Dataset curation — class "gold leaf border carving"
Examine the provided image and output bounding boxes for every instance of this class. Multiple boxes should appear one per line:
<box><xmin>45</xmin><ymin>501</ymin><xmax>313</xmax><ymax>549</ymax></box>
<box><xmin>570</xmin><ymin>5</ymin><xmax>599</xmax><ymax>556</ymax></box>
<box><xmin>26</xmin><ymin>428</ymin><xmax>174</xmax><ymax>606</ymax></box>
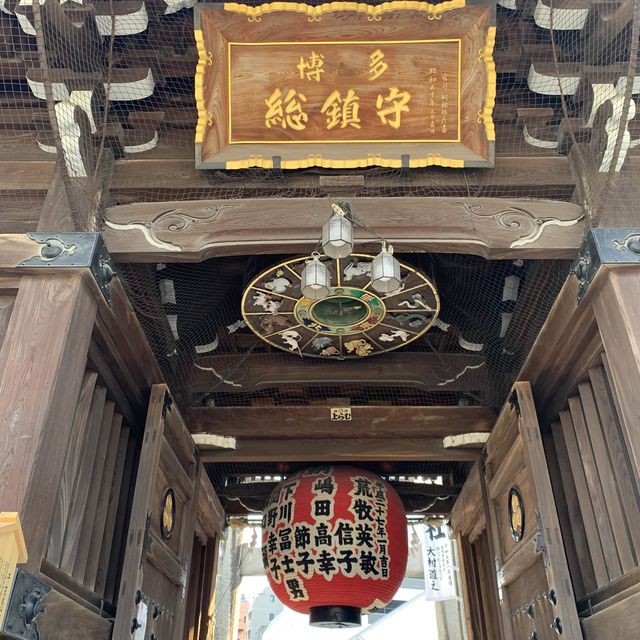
<box><xmin>478</xmin><ymin>26</ymin><xmax>496</xmax><ymax>141</ymax></box>
<box><xmin>225</xmin><ymin>153</ymin><xmax>464</xmax><ymax>170</ymax></box>
<box><xmin>195</xmin><ymin>29</ymin><xmax>209</xmax><ymax>144</ymax></box>
<box><xmin>223</xmin><ymin>0</ymin><xmax>466</xmax><ymax>22</ymax></box>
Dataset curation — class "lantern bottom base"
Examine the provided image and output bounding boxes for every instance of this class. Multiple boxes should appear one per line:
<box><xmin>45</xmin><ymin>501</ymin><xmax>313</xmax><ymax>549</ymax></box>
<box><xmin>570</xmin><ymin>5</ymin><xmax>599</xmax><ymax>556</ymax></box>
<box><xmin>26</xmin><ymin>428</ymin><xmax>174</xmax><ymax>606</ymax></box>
<box><xmin>309</xmin><ymin>606</ymin><xmax>361</xmax><ymax>628</ymax></box>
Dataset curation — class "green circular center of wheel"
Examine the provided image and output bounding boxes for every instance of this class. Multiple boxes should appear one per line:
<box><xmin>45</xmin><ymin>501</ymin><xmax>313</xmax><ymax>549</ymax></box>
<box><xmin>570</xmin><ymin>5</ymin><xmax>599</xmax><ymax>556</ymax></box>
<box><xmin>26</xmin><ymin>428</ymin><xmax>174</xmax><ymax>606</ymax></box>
<box><xmin>310</xmin><ymin>296</ymin><xmax>370</xmax><ymax>326</ymax></box>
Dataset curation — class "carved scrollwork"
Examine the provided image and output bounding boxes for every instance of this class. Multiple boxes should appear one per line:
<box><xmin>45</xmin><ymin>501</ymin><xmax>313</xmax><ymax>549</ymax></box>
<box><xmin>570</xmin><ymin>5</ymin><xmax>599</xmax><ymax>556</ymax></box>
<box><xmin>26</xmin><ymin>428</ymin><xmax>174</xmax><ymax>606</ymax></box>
<box><xmin>454</xmin><ymin>201</ymin><xmax>584</xmax><ymax>249</ymax></box>
<box><xmin>104</xmin><ymin>204</ymin><xmax>235</xmax><ymax>252</ymax></box>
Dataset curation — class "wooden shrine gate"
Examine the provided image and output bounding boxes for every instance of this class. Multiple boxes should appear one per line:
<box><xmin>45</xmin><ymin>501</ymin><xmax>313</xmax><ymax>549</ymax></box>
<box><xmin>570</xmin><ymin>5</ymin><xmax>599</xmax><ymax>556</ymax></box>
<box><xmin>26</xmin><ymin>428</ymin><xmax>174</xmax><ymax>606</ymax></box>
<box><xmin>453</xmin><ymin>229</ymin><xmax>640</xmax><ymax>640</ymax></box>
<box><xmin>0</xmin><ymin>234</ymin><xmax>224</xmax><ymax>640</ymax></box>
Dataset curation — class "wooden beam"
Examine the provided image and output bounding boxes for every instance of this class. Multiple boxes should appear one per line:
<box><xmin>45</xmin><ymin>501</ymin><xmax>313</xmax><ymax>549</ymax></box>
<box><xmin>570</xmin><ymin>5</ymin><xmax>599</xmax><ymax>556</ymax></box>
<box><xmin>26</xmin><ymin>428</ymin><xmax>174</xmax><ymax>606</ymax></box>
<box><xmin>187</xmin><ymin>405</ymin><xmax>496</xmax><ymax>439</ymax></box>
<box><xmin>189</xmin><ymin>353</ymin><xmax>489</xmax><ymax>394</ymax></box>
<box><xmin>199</xmin><ymin>436</ymin><xmax>481</xmax><ymax>462</ymax></box>
<box><xmin>103</xmin><ymin>196</ymin><xmax>585</xmax><ymax>261</ymax></box>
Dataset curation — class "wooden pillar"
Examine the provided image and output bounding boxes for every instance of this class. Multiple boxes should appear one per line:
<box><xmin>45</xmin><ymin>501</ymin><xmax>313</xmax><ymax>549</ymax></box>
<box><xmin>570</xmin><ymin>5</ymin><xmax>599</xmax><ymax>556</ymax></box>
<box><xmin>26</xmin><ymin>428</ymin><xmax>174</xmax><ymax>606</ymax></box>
<box><xmin>592</xmin><ymin>268</ymin><xmax>640</xmax><ymax>492</ymax></box>
<box><xmin>0</xmin><ymin>273</ymin><xmax>97</xmax><ymax>570</ymax></box>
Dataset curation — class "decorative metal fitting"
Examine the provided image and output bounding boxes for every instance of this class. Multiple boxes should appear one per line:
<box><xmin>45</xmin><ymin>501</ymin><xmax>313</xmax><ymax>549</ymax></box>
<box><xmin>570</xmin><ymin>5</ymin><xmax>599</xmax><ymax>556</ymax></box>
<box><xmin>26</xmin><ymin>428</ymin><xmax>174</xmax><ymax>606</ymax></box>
<box><xmin>1</xmin><ymin>569</ymin><xmax>51</xmax><ymax>640</ymax></box>
<box><xmin>572</xmin><ymin>228</ymin><xmax>640</xmax><ymax>303</ymax></box>
<box><xmin>546</xmin><ymin>589</ymin><xmax>557</xmax><ymax>606</ymax></box>
<box><xmin>18</xmin><ymin>233</ymin><xmax>117</xmax><ymax>305</ymax></box>
<box><xmin>551</xmin><ymin>617</ymin><xmax>563</xmax><ymax>634</ymax></box>
<box><xmin>534</xmin><ymin>512</ymin><xmax>549</xmax><ymax>568</ymax></box>
<box><xmin>525</xmin><ymin>602</ymin><xmax>535</xmax><ymax>619</ymax></box>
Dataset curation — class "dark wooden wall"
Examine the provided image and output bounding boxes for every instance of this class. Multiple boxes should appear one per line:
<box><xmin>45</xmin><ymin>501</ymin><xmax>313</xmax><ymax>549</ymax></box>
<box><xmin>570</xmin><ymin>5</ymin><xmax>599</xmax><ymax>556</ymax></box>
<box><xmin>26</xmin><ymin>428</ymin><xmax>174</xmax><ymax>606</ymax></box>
<box><xmin>452</xmin><ymin>263</ymin><xmax>640</xmax><ymax>640</ymax></box>
<box><xmin>0</xmin><ymin>251</ymin><xmax>224</xmax><ymax>639</ymax></box>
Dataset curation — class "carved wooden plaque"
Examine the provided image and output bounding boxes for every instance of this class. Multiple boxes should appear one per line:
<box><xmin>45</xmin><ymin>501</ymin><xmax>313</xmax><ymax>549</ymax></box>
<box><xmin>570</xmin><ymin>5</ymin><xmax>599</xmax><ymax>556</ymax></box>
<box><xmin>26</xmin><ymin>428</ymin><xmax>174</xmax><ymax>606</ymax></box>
<box><xmin>195</xmin><ymin>1</ymin><xmax>496</xmax><ymax>170</ymax></box>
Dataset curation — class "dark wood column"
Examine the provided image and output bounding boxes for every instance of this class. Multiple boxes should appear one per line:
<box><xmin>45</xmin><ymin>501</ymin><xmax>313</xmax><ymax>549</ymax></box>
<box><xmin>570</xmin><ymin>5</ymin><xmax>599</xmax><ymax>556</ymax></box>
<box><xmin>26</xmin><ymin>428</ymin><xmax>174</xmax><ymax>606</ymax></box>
<box><xmin>592</xmin><ymin>268</ymin><xmax>640</xmax><ymax>493</ymax></box>
<box><xmin>0</xmin><ymin>273</ymin><xmax>97</xmax><ymax>569</ymax></box>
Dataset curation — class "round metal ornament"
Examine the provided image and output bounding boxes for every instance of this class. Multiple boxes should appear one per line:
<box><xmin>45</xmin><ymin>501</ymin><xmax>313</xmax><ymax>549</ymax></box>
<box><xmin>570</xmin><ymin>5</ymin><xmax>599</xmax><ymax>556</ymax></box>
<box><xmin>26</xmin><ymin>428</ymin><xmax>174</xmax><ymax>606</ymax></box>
<box><xmin>161</xmin><ymin>488</ymin><xmax>176</xmax><ymax>541</ymax></box>
<box><xmin>241</xmin><ymin>254</ymin><xmax>440</xmax><ymax>359</ymax></box>
<box><xmin>508</xmin><ymin>486</ymin><xmax>525</xmax><ymax>542</ymax></box>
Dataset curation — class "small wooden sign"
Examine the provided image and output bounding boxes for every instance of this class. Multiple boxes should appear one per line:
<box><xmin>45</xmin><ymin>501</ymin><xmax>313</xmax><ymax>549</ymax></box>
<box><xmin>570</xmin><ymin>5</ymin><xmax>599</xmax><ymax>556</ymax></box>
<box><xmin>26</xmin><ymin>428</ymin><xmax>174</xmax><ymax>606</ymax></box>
<box><xmin>330</xmin><ymin>408</ymin><xmax>352</xmax><ymax>421</ymax></box>
<box><xmin>195</xmin><ymin>1</ymin><xmax>496</xmax><ymax>170</ymax></box>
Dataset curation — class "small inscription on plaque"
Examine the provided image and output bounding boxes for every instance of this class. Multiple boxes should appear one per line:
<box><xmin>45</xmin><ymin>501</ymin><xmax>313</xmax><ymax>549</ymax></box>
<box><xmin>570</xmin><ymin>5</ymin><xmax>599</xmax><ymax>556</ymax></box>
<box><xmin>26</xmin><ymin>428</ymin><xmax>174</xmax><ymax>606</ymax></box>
<box><xmin>331</xmin><ymin>408</ymin><xmax>352</xmax><ymax>421</ymax></box>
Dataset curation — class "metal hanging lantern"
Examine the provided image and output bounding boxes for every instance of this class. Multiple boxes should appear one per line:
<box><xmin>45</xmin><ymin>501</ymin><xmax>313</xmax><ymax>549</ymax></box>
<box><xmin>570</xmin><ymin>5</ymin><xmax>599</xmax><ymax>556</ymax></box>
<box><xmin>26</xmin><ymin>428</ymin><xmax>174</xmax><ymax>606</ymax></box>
<box><xmin>262</xmin><ymin>465</ymin><xmax>408</xmax><ymax>628</ymax></box>
<box><xmin>322</xmin><ymin>204</ymin><xmax>354</xmax><ymax>259</ymax></box>
<box><xmin>301</xmin><ymin>252</ymin><xmax>331</xmax><ymax>300</ymax></box>
<box><xmin>371</xmin><ymin>243</ymin><xmax>402</xmax><ymax>294</ymax></box>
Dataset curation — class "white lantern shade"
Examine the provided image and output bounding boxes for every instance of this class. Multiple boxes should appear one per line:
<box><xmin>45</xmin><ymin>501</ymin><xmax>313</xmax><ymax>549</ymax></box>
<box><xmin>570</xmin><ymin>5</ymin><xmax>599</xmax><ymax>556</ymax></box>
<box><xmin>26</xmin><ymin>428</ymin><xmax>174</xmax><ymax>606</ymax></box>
<box><xmin>322</xmin><ymin>213</ymin><xmax>353</xmax><ymax>259</ymax></box>
<box><xmin>371</xmin><ymin>247</ymin><xmax>401</xmax><ymax>293</ymax></box>
<box><xmin>301</xmin><ymin>255</ymin><xmax>331</xmax><ymax>300</ymax></box>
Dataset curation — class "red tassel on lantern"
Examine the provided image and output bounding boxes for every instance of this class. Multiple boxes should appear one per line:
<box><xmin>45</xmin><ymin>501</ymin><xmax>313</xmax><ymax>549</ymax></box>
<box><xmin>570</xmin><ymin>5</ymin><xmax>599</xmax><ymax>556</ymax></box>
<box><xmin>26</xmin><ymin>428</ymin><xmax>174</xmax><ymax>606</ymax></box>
<box><xmin>261</xmin><ymin>465</ymin><xmax>408</xmax><ymax>627</ymax></box>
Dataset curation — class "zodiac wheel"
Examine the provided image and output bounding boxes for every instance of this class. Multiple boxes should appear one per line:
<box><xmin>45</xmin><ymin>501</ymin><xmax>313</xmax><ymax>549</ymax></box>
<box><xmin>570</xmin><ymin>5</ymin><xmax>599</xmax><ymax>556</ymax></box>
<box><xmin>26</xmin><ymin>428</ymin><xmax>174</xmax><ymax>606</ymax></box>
<box><xmin>241</xmin><ymin>254</ymin><xmax>440</xmax><ymax>359</ymax></box>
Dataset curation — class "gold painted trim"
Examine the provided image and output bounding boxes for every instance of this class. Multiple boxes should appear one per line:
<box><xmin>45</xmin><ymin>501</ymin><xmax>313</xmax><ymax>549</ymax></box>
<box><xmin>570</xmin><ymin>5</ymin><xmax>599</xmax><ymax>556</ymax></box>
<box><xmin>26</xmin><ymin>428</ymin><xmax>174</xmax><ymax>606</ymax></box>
<box><xmin>195</xmin><ymin>29</ymin><xmax>209</xmax><ymax>144</ymax></box>
<box><xmin>227</xmin><ymin>39</ymin><xmax>462</xmax><ymax>145</ymax></box>
<box><xmin>226</xmin><ymin>153</ymin><xmax>464</xmax><ymax>170</ymax></box>
<box><xmin>223</xmin><ymin>0</ymin><xmax>466</xmax><ymax>22</ymax></box>
<box><xmin>478</xmin><ymin>25</ymin><xmax>496</xmax><ymax>142</ymax></box>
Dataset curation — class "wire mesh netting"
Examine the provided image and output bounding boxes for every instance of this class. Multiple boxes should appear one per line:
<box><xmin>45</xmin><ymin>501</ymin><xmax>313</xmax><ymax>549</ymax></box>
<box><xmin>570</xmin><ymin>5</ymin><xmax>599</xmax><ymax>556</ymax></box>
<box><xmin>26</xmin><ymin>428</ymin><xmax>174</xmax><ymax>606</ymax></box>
<box><xmin>118</xmin><ymin>254</ymin><xmax>570</xmax><ymax>412</ymax></box>
<box><xmin>0</xmin><ymin>0</ymin><xmax>638</xmax><ymax>225</ymax></box>
<box><xmin>1</xmin><ymin>0</ymin><xmax>638</xmax><ymax>418</ymax></box>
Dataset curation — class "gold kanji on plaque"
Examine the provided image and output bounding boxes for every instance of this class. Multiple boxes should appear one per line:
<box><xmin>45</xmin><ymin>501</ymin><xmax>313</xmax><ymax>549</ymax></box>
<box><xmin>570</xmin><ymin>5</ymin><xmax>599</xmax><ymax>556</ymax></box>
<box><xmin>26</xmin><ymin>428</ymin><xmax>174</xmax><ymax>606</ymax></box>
<box><xmin>376</xmin><ymin>87</ymin><xmax>412</xmax><ymax>129</ymax></box>
<box><xmin>297</xmin><ymin>51</ymin><xmax>325</xmax><ymax>82</ymax></box>
<box><xmin>264</xmin><ymin>88</ymin><xmax>309</xmax><ymax>130</ymax></box>
<box><xmin>369</xmin><ymin>49</ymin><xmax>388</xmax><ymax>81</ymax></box>
<box><xmin>320</xmin><ymin>89</ymin><xmax>361</xmax><ymax>130</ymax></box>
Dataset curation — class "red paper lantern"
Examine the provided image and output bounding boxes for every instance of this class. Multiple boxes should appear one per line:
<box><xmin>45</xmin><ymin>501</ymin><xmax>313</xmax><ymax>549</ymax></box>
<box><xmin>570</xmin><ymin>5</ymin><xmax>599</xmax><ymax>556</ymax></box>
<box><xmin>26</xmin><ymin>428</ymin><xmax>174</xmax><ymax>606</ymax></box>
<box><xmin>262</xmin><ymin>465</ymin><xmax>408</xmax><ymax>627</ymax></box>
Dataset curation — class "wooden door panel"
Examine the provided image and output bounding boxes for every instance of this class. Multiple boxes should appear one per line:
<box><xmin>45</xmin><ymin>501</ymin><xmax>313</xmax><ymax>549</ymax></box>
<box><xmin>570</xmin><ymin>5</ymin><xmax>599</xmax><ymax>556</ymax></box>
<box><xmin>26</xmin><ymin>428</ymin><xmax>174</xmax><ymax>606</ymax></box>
<box><xmin>113</xmin><ymin>384</ymin><xmax>199</xmax><ymax>640</ymax></box>
<box><xmin>515</xmin><ymin>382</ymin><xmax>582</xmax><ymax>639</ymax></box>
<box><xmin>483</xmin><ymin>382</ymin><xmax>582</xmax><ymax>640</ymax></box>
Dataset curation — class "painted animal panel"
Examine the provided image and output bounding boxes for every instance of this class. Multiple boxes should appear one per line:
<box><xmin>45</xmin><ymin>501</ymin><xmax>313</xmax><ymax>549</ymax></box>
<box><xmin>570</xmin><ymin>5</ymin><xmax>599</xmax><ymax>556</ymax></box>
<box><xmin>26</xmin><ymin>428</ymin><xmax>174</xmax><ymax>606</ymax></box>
<box><xmin>281</xmin><ymin>330</ymin><xmax>302</xmax><ymax>353</ymax></box>
<box><xmin>395</xmin><ymin>313</ymin><xmax>428</xmax><ymax>328</ymax></box>
<box><xmin>343</xmin><ymin>260</ymin><xmax>372</xmax><ymax>282</ymax></box>
<box><xmin>312</xmin><ymin>336</ymin><xmax>334</xmax><ymax>351</ymax></box>
<box><xmin>379</xmin><ymin>329</ymin><xmax>410</xmax><ymax>343</ymax></box>
<box><xmin>263</xmin><ymin>275</ymin><xmax>292</xmax><ymax>293</ymax></box>
<box><xmin>260</xmin><ymin>314</ymin><xmax>291</xmax><ymax>333</ymax></box>
<box><xmin>344</xmin><ymin>339</ymin><xmax>373</xmax><ymax>356</ymax></box>
<box><xmin>252</xmin><ymin>291</ymin><xmax>282</xmax><ymax>314</ymax></box>
<box><xmin>397</xmin><ymin>293</ymin><xmax>435</xmax><ymax>311</ymax></box>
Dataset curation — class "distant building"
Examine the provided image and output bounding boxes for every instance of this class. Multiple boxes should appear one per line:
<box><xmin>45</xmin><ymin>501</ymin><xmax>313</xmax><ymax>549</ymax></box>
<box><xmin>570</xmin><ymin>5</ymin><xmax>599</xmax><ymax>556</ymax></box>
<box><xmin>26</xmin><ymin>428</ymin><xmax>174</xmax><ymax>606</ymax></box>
<box><xmin>237</xmin><ymin>598</ymin><xmax>251</xmax><ymax>640</ymax></box>
<box><xmin>248</xmin><ymin>587</ymin><xmax>283</xmax><ymax>640</ymax></box>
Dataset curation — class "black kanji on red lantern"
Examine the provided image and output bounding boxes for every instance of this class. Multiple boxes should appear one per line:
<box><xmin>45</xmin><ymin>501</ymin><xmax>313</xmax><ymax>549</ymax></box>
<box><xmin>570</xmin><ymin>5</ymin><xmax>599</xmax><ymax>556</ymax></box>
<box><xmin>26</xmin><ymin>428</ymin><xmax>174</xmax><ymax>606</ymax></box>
<box><xmin>296</xmin><ymin>551</ymin><xmax>316</xmax><ymax>576</ymax></box>
<box><xmin>313</xmin><ymin>477</ymin><xmax>335</xmax><ymax>495</ymax></box>
<box><xmin>335</xmin><ymin>521</ymin><xmax>354</xmax><ymax>545</ymax></box>
<box><xmin>337</xmin><ymin>549</ymin><xmax>359</xmax><ymax>574</ymax></box>
<box><xmin>352</xmin><ymin>498</ymin><xmax>374</xmax><ymax>521</ymax></box>
<box><xmin>314</xmin><ymin>522</ymin><xmax>332</xmax><ymax>546</ymax></box>
<box><xmin>314</xmin><ymin>499</ymin><xmax>332</xmax><ymax>517</ymax></box>
<box><xmin>355</xmin><ymin>523</ymin><xmax>374</xmax><ymax>548</ymax></box>
<box><xmin>279</xmin><ymin>527</ymin><xmax>293</xmax><ymax>551</ymax></box>
<box><xmin>294</xmin><ymin>524</ymin><xmax>311</xmax><ymax>549</ymax></box>
<box><xmin>317</xmin><ymin>550</ymin><xmax>338</xmax><ymax>577</ymax></box>
<box><xmin>262</xmin><ymin>466</ymin><xmax>408</xmax><ymax>617</ymax></box>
